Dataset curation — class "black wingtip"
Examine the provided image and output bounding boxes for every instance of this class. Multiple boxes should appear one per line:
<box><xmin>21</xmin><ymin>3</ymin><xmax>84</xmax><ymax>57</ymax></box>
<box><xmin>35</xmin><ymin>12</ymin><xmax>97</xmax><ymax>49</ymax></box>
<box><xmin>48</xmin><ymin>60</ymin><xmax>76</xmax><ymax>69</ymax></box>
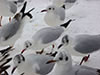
<box><xmin>0</xmin><ymin>46</ymin><xmax>12</xmax><ymax>55</ymax></box>
<box><xmin>22</xmin><ymin>8</ymin><xmax>35</xmax><ymax>19</ymax></box>
<box><xmin>58</xmin><ymin>44</ymin><xmax>64</xmax><ymax>49</ymax></box>
<box><xmin>20</xmin><ymin>73</ymin><xmax>25</xmax><ymax>75</ymax></box>
<box><xmin>62</xmin><ymin>5</ymin><xmax>66</xmax><ymax>9</ymax></box>
<box><xmin>60</xmin><ymin>19</ymin><xmax>74</xmax><ymax>28</ymax></box>
<box><xmin>19</xmin><ymin>1</ymin><xmax>35</xmax><ymax>19</ymax></box>
<box><xmin>0</xmin><ymin>65</ymin><xmax>10</xmax><ymax>73</ymax></box>
<box><xmin>20</xmin><ymin>1</ymin><xmax>27</xmax><ymax>13</ymax></box>
<box><xmin>0</xmin><ymin>54</ymin><xmax>10</xmax><ymax>62</ymax></box>
<box><xmin>51</xmin><ymin>51</ymin><xmax>58</xmax><ymax>57</ymax></box>
<box><xmin>97</xmin><ymin>69</ymin><xmax>100</xmax><ymax>74</ymax></box>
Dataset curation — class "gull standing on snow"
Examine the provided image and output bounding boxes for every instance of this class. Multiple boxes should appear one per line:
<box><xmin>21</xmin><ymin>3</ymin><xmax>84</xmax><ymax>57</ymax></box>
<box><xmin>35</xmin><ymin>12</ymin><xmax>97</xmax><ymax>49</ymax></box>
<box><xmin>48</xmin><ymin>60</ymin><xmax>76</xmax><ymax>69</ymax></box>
<box><xmin>58</xmin><ymin>34</ymin><xmax>100</xmax><ymax>65</ymax></box>
<box><xmin>11</xmin><ymin>53</ymin><xmax>54</xmax><ymax>75</ymax></box>
<box><xmin>46</xmin><ymin>50</ymin><xmax>100</xmax><ymax>75</ymax></box>
<box><xmin>21</xmin><ymin>19</ymin><xmax>73</xmax><ymax>54</ymax></box>
<box><xmin>0</xmin><ymin>2</ymin><xmax>34</xmax><ymax>48</ymax></box>
<box><xmin>41</xmin><ymin>5</ymin><xmax>65</xmax><ymax>26</ymax></box>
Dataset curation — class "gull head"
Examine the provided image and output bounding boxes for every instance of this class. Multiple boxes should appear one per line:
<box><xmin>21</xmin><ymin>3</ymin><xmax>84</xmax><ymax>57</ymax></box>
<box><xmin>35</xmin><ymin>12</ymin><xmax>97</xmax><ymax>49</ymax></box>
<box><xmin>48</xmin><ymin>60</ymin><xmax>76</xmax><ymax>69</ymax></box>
<box><xmin>46</xmin><ymin>51</ymin><xmax>72</xmax><ymax>65</ymax></box>
<box><xmin>11</xmin><ymin>54</ymin><xmax>25</xmax><ymax>74</ymax></box>
<box><xmin>58</xmin><ymin>35</ymin><xmax>70</xmax><ymax>49</ymax></box>
<box><xmin>41</xmin><ymin>5</ymin><xmax>57</xmax><ymax>13</ymax></box>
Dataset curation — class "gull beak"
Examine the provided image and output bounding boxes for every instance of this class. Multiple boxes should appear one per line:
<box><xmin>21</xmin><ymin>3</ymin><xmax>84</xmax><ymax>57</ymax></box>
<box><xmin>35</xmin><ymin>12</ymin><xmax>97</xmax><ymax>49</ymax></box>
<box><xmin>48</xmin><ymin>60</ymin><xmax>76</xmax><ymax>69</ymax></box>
<box><xmin>11</xmin><ymin>66</ymin><xmax>17</xmax><ymax>74</ymax></box>
<box><xmin>46</xmin><ymin>60</ymin><xmax>57</xmax><ymax>64</ymax></box>
<box><xmin>20</xmin><ymin>48</ymin><xmax>27</xmax><ymax>54</ymax></box>
<box><xmin>41</xmin><ymin>9</ymin><xmax>47</xmax><ymax>12</ymax></box>
<box><xmin>58</xmin><ymin>44</ymin><xmax>64</xmax><ymax>49</ymax></box>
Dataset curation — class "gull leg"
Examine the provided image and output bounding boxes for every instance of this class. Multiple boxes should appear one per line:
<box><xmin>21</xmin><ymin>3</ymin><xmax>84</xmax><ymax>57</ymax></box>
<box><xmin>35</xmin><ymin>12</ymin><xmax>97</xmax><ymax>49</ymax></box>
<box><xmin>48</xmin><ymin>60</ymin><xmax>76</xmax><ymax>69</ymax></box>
<box><xmin>80</xmin><ymin>54</ymin><xmax>90</xmax><ymax>65</ymax></box>
<box><xmin>46</xmin><ymin>44</ymin><xmax>55</xmax><ymax>55</ymax></box>
<box><xmin>9</xmin><ymin>17</ymin><xmax>11</xmax><ymax>22</ymax></box>
<box><xmin>36</xmin><ymin>49</ymin><xmax>44</xmax><ymax>54</ymax></box>
<box><xmin>0</xmin><ymin>16</ymin><xmax>3</xmax><ymax>26</ymax></box>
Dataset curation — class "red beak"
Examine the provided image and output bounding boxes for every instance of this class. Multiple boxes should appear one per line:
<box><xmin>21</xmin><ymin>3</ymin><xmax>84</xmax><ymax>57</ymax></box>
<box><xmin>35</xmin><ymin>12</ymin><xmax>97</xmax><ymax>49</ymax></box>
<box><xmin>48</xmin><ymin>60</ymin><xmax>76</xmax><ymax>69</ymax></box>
<box><xmin>46</xmin><ymin>60</ymin><xmax>57</xmax><ymax>64</ymax></box>
<box><xmin>41</xmin><ymin>10</ymin><xmax>47</xmax><ymax>12</ymax></box>
<box><xmin>21</xmin><ymin>48</ymin><xmax>26</xmax><ymax>54</ymax></box>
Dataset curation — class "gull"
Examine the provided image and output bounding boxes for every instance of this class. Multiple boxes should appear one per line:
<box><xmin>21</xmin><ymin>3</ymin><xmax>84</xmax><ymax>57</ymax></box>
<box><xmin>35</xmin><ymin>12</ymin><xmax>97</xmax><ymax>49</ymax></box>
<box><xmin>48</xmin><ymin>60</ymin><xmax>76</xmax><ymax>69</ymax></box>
<box><xmin>0</xmin><ymin>0</ymin><xmax>17</xmax><ymax>26</ymax></box>
<box><xmin>0</xmin><ymin>0</ymin><xmax>25</xmax><ymax>26</ymax></box>
<box><xmin>46</xmin><ymin>50</ymin><xmax>100</xmax><ymax>75</ymax></box>
<box><xmin>11</xmin><ymin>53</ymin><xmax>54</xmax><ymax>75</ymax></box>
<box><xmin>58</xmin><ymin>34</ymin><xmax>100</xmax><ymax>65</ymax></box>
<box><xmin>21</xmin><ymin>19</ymin><xmax>73</xmax><ymax>54</ymax></box>
<box><xmin>0</xmin><ymin>2</ymin><xmax>34</xmax><ymax>49</ymax></box>
<box><xmin>41</xmin><ymin>5</ymin><xmax>65</xmax><ymax>26</ymax></box>
<box><xmin>0</xmin><ymin>0</ymin><xmax>17</xmax><ymax>16</ymax></box>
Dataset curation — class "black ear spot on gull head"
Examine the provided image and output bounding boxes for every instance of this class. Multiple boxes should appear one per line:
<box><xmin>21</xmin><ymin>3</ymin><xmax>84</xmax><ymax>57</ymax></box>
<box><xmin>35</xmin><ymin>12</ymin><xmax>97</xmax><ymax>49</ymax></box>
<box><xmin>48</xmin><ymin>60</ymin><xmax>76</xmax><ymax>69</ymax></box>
<box><xmin>59</xmin><ymin>57</ymin><xmax>63</xmax><ymax>60</ymax></box>
<box><xmin>65</xmin><ymin>56</ymin><xmax>68</xmax><ymax>61</ymax></box>
<box><xmin>62</xmin><ymin>35</ymin><xmax>69</xmax><ymax>44</ymax></box>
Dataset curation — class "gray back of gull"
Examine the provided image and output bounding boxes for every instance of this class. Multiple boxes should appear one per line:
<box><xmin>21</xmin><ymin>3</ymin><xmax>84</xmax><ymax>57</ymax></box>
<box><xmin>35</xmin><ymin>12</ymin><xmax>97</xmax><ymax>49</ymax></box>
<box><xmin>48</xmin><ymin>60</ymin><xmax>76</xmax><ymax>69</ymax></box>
<box><xmin>0</xmin><ymin>19</ymin><xmax>20</xmax><ymax>41</ymax></box>
<box><xmin>74</xmin><ymin>34</ymin><xmax>100</xmax><ymax>54</ymax></box>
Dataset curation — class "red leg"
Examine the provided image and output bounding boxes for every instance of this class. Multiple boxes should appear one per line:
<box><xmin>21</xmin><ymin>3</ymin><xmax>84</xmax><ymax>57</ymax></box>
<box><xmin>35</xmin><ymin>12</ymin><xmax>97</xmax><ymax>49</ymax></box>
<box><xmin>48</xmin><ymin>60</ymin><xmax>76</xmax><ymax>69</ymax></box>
<box><xmin>46</xmin><ymin>44</ymin><xmax>55</xmax><ymax>55</ymax></box>
<box><xmin>9</xmin><ymin>17</ymin><xmax>11</xmax><ymax>22</ymax></box>
<box><xmin>80</xmin><ymin>54</ymin><xmax>90</xmax><ymax>65</ymax></box>
<box><xmin>0</xmin><ymin>16</ymin><xmax>3</xmax><ymax>26</ymax></box>
<box><xmin>52</xmin><ymin>44</ymin><xmax>55</xmax><ymax>49</ymax></box>
<box><xmin>50</xmin><ymin>44</ymin><xmax>55</xmax><ymax>54</ymax></box>
<box><xmin>36</xmin><ymin>49</ymin><xmax>44</xmax><ymax>54</ymax></box>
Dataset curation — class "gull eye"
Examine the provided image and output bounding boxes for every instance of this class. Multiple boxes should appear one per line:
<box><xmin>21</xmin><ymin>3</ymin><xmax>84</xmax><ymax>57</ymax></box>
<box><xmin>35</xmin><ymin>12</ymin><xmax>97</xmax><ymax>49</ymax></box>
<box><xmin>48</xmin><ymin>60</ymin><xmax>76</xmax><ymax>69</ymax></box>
<box><xmin>66</xmin><ymin>39</ymin><xmax>69</xmax><ymax>43</ymax></box>
<box><xmin>53</xmin><ymin>8</ymin><xmax>55</xmax><ymax>10</ymax></box>
<box><xmin>18</xmin><ymin>61</ymin><xmax>21</xmax><ymax>64</ymax></box>
<box><xmin>65</xmin><ymin>56</ymin><xmax>68</xmax><ymax>61</ymax></box>
<box><xmin>49</xmin><ymin>8</ymin><xmax>51</xmax><ymax>10</ymax></box>
<box><xmin>59</xmin><ymin>57</ymin><xmax>63</xmax><ymax>60</ymax></box>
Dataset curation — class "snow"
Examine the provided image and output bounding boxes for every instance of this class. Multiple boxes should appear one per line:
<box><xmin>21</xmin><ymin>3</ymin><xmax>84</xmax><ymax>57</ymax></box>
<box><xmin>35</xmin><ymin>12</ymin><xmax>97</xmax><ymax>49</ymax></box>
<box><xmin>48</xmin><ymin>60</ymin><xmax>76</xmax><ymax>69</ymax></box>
<box><xmin>1</xmin><ymin>0</ymin><xmax>100</xmax><ymax>75</ymax></box>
